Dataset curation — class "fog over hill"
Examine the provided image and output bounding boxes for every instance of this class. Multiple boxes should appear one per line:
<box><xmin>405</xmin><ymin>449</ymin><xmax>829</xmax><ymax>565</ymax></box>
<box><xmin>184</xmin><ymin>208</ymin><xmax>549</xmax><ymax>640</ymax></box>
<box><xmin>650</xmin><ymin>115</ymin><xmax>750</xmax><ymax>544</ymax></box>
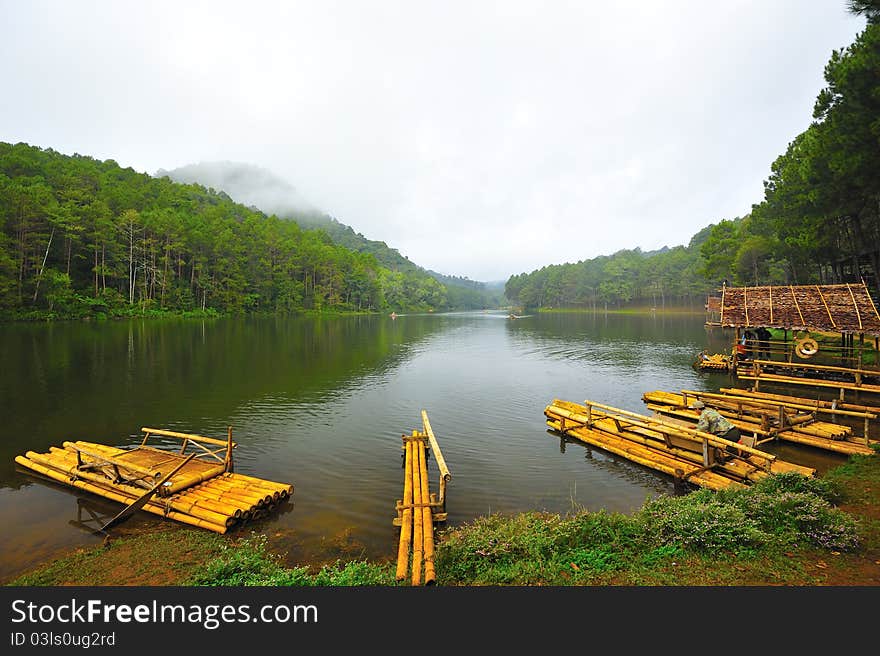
<box><xmin>156</xmin><ymin>161</ymin><xmax>505</xmax><ymax>291</ymax></box>
<box><xmin>155</xmin><ymin>161</ymin><xmax>318</xmax><ymax>218</ymax></box>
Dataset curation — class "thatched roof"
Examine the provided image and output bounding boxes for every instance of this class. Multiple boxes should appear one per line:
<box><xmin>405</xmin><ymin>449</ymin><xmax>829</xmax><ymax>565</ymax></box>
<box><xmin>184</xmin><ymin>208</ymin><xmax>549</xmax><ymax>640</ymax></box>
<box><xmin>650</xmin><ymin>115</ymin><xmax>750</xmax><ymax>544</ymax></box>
<box><xmin>705</xmin><ymin>282</ymin><xmax>880</xmax><ymax>336</ymax></box>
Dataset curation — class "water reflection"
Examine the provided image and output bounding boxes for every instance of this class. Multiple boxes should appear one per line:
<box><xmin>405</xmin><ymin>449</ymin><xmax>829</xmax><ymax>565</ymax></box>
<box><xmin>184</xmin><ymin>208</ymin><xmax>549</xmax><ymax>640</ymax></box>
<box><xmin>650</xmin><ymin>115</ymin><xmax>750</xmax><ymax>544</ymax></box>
<box><xmin>0</xmin><ymin>311</ymin><xmax>849</xmax><ymax>582</ymax></box>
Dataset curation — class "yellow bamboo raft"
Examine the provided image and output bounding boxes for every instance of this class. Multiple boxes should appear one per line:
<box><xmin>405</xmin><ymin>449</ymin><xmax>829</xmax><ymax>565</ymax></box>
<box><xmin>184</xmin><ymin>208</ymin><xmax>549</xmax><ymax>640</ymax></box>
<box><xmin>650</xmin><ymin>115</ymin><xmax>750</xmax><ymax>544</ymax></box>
<box><xmin>695</xmin><ymin>352</ymin><xmax>733</xmax><ymax>372</ymax></box>
<box><xmin>545</xmin><ymin>399</ymin><xmax>815</xmax><ymax>491</ymax></box>
<box><xmin>394</xmin><ymin>411</ymin><xmax>451</xmax><ymax>586</ymax></box>
<box><xmin>14</xmin><ymin>427</ymin><xmax>293</xmax><ymax>534</ymax></box>
<box><xmin>719</xmin><ymin>387</ymin><xmax>880</xmax><ymax>417</ymax></box>
<box><xmin>737</xmin><ymin>359</ymin><xmax>880</xmax><ymax>401</ymax></box>
<box><xmin>641</xmin><ymin>390</ymin><xmax>878</xmax><ymax>457</ymax></box>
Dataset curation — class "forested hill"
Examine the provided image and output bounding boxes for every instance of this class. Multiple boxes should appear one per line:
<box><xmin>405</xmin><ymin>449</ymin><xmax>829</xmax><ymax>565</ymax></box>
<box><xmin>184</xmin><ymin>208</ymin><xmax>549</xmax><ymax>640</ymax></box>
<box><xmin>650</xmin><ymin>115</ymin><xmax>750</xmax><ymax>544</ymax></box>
<box><xmin>158</xmin><ymin>161</ymin><xmax>503</xmax><ymax>310</ymax></box>
<box><xmin>507</xmin><ymin>15</ymin><xmax>880</xmax><ymax>310</ymax></box>
<box><xmin>0</xmin><ymin>141</ymin><xmax>462</xmax><ymax>319</ymax></box>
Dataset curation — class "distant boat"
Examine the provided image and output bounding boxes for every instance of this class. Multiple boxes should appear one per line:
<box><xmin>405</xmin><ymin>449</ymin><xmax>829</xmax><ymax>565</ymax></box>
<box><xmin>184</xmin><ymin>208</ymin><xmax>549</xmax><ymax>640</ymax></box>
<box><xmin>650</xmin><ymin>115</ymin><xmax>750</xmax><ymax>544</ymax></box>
<box><xmin>390</xmin><ymin>312</ymin><xmax>397</xmax><ymax>320</ymax></box>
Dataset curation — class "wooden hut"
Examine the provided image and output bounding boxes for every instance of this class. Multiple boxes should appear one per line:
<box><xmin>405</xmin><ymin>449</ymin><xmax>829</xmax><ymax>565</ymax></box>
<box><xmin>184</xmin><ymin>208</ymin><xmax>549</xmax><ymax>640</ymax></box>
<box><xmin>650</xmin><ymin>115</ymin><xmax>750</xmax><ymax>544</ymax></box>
<box><xmin>702</xmin><ymin>281</ymin><xmax>880</xmax><ymax>397</ymax></box>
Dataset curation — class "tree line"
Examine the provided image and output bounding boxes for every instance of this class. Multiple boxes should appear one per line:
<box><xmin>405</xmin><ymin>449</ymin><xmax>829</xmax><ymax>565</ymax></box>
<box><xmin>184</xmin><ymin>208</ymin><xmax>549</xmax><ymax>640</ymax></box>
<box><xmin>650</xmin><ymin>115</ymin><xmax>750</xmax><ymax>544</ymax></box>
<box><xmin>0</xmin><ymin>142</ymin><xmax>458</xmax><ymax>319</ymax></box>
<box><xmin>507</xmin><ymin>5</ymin><xmax>879</xmax><ymax>310</ymax></box>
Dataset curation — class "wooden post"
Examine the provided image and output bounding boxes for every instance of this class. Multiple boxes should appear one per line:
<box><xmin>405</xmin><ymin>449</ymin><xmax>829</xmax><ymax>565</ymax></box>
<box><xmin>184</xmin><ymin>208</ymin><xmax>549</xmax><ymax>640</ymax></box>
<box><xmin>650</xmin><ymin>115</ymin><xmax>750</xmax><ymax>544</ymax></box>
<box><xmin>225</xmin><ymin>426</ymin><xmax>234</xmax><ymax>473</ymax></box>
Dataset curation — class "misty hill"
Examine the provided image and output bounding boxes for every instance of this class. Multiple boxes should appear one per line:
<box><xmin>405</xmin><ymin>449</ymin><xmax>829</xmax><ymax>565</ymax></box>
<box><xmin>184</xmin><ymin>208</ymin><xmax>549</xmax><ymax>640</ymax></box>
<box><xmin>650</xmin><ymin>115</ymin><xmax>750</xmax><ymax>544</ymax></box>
<box><xmin>158</xmin><ymin>162</ymin><xmax>429</xmax><ymax>274</ymax></box>
<box><xmin>157</xmin><ymin>161</ymin><xmax>504</xmax><ymax>306</ymax></box>
<box><xmin>0</xmin><ymin>141</ymin><xmax>457</xmax><ymax>318</ymax></box>
<box><xmin>156</xmin><ymin>161</ymin><xmax>316</xmax><ymax>218</ymax></box>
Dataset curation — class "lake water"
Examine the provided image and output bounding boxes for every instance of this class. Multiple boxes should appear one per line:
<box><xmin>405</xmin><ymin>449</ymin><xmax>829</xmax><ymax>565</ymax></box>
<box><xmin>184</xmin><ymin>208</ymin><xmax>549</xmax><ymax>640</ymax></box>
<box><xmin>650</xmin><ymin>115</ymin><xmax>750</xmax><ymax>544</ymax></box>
<box><xmin>0</xmin><ymin>310</ymin><xmax>847</xmax><ymax>581</ymax></box>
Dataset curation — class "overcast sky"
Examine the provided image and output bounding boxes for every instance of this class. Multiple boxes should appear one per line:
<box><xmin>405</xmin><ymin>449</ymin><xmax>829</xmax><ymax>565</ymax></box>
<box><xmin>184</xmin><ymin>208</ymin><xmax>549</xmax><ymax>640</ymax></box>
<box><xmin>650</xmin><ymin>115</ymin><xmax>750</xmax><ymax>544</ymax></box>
<box><xmin>0</xmin><ymin>1</ymin><xmax>867</xmax><ymax>282</ymax></box>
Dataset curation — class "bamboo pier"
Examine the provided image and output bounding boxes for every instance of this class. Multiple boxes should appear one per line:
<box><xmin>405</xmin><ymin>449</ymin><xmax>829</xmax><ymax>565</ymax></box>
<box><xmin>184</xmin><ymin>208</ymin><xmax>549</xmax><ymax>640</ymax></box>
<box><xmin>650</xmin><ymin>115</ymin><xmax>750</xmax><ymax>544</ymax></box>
<box><xmin>544</xmin><ymin>399</ymin><xmax>815</xmax><ymax>490</ymax></box>
<box><xmin>394</xmin><ymin>410</ymin><xmax>451</xmax><ymax>586</ymax></box>
<box><xmin>641</xmin><ymin>390</ymin><xmax>878</xmax><ymax>457</ymax></box>
<box><xmin>14</xmin><ymin>427</ymin><xmax>293</xmax><ymax>534</ymax></box>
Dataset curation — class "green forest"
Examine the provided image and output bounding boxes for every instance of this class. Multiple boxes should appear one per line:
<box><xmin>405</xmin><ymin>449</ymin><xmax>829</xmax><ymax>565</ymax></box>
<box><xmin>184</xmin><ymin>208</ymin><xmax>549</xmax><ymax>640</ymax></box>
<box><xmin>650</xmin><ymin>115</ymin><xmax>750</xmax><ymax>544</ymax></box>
<box><xmin>1</xmin><ymin>6</ymin><xmax>877</xmax><ymax>321</ymax></box>
<box><xmin>507</xmin><ymin>8</ymin><xmax>879</xmax><ymax>311</ymax></box>
<box><xmin>0</xmin><ymin>143</ymin><xmax>502</xmax><ymax>319</ymax></box>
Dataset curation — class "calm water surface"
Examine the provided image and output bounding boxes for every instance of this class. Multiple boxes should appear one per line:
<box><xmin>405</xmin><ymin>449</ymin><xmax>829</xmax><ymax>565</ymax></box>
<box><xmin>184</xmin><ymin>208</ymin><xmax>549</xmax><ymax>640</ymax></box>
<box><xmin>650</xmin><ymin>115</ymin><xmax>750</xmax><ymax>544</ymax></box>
<box><xmin>0</xmin><ymin>311</ymin><xmax>846</xmax><ymax>581</ymax></box>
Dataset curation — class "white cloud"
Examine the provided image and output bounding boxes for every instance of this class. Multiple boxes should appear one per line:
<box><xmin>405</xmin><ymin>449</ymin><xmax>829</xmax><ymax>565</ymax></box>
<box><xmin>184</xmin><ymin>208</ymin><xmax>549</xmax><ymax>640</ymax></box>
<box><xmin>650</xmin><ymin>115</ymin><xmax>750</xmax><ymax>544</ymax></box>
<box><xmin>0</xmin><ymin>0</ymin><xmax>866</xmax><ymax>281</ymax></box>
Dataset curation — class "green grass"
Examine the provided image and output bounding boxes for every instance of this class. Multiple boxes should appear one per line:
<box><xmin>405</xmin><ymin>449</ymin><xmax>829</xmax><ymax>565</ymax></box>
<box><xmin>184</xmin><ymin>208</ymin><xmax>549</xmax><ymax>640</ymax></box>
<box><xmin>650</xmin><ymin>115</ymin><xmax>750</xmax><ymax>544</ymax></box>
<box><xmin>7</xmin><ymin>448</ymin><xmax>879</xmax><ymax>587</ymax></box>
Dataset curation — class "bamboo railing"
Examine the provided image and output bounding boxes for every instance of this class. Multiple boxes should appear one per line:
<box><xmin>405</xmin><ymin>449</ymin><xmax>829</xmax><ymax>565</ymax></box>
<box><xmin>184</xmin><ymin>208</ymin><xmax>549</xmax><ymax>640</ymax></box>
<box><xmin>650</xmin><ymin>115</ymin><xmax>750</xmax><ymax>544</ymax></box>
<box><xmin>394</xmin><ymin>411</ymin><xmax>451</xmax><ymax>585</ymax></box>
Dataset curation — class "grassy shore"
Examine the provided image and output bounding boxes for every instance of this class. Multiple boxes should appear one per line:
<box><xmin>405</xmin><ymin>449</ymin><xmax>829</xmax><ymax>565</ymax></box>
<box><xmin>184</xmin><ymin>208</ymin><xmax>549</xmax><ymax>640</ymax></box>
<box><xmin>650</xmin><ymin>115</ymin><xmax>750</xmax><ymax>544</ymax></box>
<box><xmin>7</xmin><ymin>446</ymin><xmax>879</xmax><ymax>587</ymax></box>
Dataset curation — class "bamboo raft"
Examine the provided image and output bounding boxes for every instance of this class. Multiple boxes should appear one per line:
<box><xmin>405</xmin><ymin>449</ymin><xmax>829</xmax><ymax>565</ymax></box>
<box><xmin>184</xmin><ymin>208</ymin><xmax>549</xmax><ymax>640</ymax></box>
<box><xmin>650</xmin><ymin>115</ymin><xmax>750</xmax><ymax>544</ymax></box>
<box><xmin>719</xmin><ymin>387</ymin><xmax>880</xmax><ymax>417</ymax></box>
<box><xmin>545</xmin><ymin>399</ymin><xmax>815</xmax><ymax>491</ymax></box>
<box><xmin>737</xmin><ymin>359</ymin><xmax>880</xmax><ymax>401</ymax></box>
<box><xmin>14</xmin><ymin>427</ymin><xmax>293</xmax><ymax>534</ymax></box>
<box><xmin>696</xmin><ymin>352</ymin><xmax>734</xmax><ymax>372</ymax></box>
<box><xmin>642</xmin><ymin>390</ymin><xmax>878</xmax><ymax>457</ymax></box>
<box><xmin>394</xmin><ymin>411</ymin><xmax>451</xmax><ymax>586</ymax></box>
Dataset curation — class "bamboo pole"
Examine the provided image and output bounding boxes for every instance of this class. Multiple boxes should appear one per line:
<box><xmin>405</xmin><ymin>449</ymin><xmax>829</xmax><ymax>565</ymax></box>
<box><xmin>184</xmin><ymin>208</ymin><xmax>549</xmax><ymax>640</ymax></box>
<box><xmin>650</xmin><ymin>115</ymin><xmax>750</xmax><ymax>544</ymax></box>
<box><xmin>421</xmin><ymin>410</ymin><xmax>451</xmax><ymax>508</ymax></box>
<box><xmin>199</xmin><ymin>475</ymin><xmax>279</xmax><ymax>499</ymax></box>
<box><xmin>141</xmin><ymin>427</ymin><xmax>235</xmax><ymax>449</ymax></box>
<box><xmin>686</xmin><ymin>389</ymin><xmax>877</xmax><ymax>421</ymax></box>
<box><xmin>720</xmin><ymin>387</ymin><xmax>880</xmax><ymax>415</ymax></box>
<box><xmin>411</xmin><ymin>436</ymin><xmax>424</xmax><ymax>586</ymax></box>
<box><xmin>226</xmin><ymin>472</ymin><xmax>294</xmax><ymax>495</ymax></box>
<box><xmin>396</xmin><ymin>439</ymin><xmax>414</xmax><ymax>581</ymax></box>
<box><xmin>191</xmin><ymin>486</ymin><xmax>271</xmax><ymax>508</ymax></box>
<box><xmin>419</xmin><ymin>437</ymin><xmax>436</xmax><ymax>585</ymax></box>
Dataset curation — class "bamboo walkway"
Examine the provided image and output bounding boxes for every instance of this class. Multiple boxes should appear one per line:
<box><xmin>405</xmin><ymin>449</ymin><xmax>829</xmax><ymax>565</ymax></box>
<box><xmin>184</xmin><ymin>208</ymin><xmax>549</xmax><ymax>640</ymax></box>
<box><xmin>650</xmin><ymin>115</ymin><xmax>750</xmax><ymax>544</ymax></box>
<box><xmin>545</xmin><ymin>399</ymin><xmax>815</xmax><ymax>491</ymax></box>
<box><xmin>642</xmin><ymin>389</ymin><xmax>878</xmax><ymax>457</ymax></box>
<box><xmin>394</xmin><ymin>411</ymin><xmax>451</xmax><ymax>586</ymax></box>
<box><xmin>14</xmin><ymin>427</ymin><xmax>293</xmax><ymax>534</ymax></box>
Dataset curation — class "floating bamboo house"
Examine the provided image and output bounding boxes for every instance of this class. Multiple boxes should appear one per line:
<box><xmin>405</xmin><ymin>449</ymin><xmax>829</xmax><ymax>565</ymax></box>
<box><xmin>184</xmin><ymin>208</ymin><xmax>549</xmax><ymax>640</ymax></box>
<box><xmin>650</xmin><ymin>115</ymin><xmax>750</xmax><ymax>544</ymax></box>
<box><xmin>394</xmin><ymin>410</ymin><xmax>451</xmax><ymax>586</ymax></box>
<box><xmin>14</xmin><ymin>427</ymin><xmax>293</xmax><ymax>534</ymax></box>
<box><xmin>545</xmin><ymin>399</ymin><xmax>815</xmax><ymax>491</ymax></box>
<box><xmin>702</xmin><ymin>281</ymin><xmax>880</xmax><ymax>398</ymax></box>
<box><xmin>642</xmin><ymin>390</ymin><xmax>878</xmax><ymax>457</ymax></box>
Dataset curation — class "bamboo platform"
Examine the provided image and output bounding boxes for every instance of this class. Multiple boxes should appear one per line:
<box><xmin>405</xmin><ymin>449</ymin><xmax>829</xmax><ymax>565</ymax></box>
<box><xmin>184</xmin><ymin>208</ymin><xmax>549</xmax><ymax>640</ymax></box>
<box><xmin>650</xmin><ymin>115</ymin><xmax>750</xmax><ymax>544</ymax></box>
<box><xmin>14</xmin><ymin>427</ymin><xmax>293</xmax><ymax>534</ymax></box>
<box><xmin>545</xmin><ymin>399</ymin><xmax>815</xmax><ymax>491</ymax></box>
<box><xmin>737</xmin><ymin>359</ymin><xmax>880</xmax><ymax>401</ymax></box>
<box><xmin>642</xmin><ymin>390</ymin><xmax>878</xmax><ymax>457</ymax></box>
<box><xmin>394</xmin><ymin>411</ymin><xmax>451</xmax><ymax>586</ymax></box>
